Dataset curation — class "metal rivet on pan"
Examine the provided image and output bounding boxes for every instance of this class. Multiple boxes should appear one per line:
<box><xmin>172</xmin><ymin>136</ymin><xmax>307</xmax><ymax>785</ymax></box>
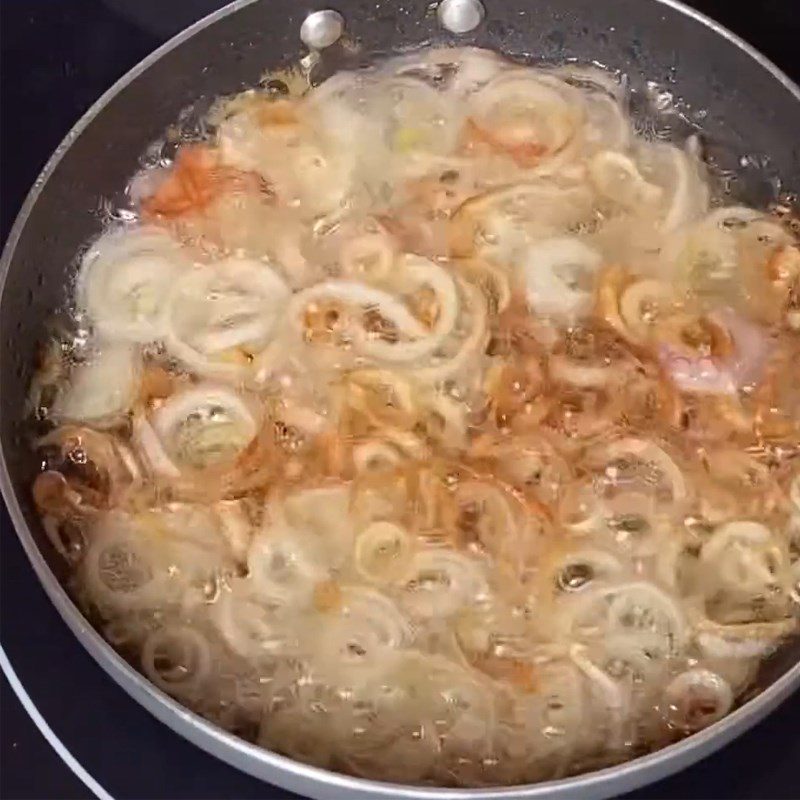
<box><xmin>437</xmin><ymin>0</ymin><xmax>486</xmax><ymax>34</ymax></box>
<box><xmin>300</xmin><ymin>9</ymin><xmax>345</xmax><ymax>49</ymax></box>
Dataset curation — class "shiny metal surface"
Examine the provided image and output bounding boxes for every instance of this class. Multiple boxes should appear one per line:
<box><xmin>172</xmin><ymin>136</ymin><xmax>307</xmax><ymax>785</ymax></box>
<box><xmin>1</xmin><ymin>1</ymin><xmax>799</xmax><ymax>798</ymax></box>
<box><xmin>437</xmin><ymin>0</ymin><xmax>486</xmax><ymax>34</ymax></box>
<box><xmin>300</xmin><ymin>9</ymin><xmax>345</xmax><ymax>50</ymax></box>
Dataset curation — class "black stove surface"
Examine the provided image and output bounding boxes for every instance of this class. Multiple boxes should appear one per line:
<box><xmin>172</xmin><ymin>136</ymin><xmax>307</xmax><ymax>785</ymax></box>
<box><xmin>2</xmin><ymin>2</ymin><xmax>800</xmax><ymax>799</ymax></box>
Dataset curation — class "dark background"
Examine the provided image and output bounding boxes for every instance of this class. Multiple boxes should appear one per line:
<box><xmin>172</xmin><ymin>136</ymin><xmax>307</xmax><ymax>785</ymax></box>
<box><xmin>2</xmin><ymin>2</ymin><xmax>800</xmax><ymax>799</ymax></box>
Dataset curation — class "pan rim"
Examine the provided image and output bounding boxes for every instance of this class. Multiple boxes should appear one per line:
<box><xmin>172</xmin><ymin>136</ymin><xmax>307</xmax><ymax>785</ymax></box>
<box><xmin>1</xmin><ymin>1</ymin><xmax>799</xmax><ymax>798</ymax></box>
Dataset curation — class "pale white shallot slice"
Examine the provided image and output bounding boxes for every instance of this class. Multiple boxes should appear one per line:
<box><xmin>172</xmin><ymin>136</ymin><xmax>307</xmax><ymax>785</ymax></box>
<box><xmin>285</xmin><ymin>257</ymin><xmax>458</xmax><ymax>365</ymax></box>
<box><xmin>313</xmin><ymin>587</ymin><xmax>413</xmax><ymax>681</ymax></box>
<box><xmin>399</xmin><ymin>548</ymin><xmax>489</xmax><ymax>618</ymax></box>
<box><xmin>212</xmin><ymin>578</ymin><xmax>301</xmax><ymax>659</ymax></box>
<box><xmin>165</xmin><ymin>257</ymin><xmax>289</xmax><ymax>381</ymax></box>
<box><xmin>467</xmin><ymin>70</ymin><xmax>584</xmax><ymax>168</ymax></box>
<box><xmin>588</xmin><ymin>150</ymin><xmax>662</xmax><ymax>210</ymax></box>
<box><xmin>700</xmin><ymin>520</ymin><xmax>789</xmax><ymax>597</ymax></box>
<box><xmin>52</xmin><ymin>342</ymin><xmax>140</xmax><ymax>428</ymax></box>
<box><xmin>354</xmin><ymin>521</ymin><xmax>414</xmax><ymax>584</ymax></box>
<box><xmin>523</xmin><ymin>237</ymin><xmax>603</xmax><ymax>319</ymax></box>
<box><xmin>135</xmin><ymin>383</ymin><xmax>258</xmax><ymax>478</ymax></box>
<box><xmin>247</xmin><ymin>525</ymin><xmax>330</xmax><ymax>607</ymax></box>
<box><xmin>663</xmin><ymin>669</ymin><xmax>733</xmax><ymax>732</ymax></box>
<box><xmin>77</xmin><ymin>226</ymin><xmax>190</xmax><ymax>342</ymax></box>
<box><xmin>141</xmin><ymin>625</ymin><xmax>213</xmax><ymax>698</ymax></box>
<box><xmin>566</xmin><ymin>581</ymin><xmax>688</xmax><ymax>658</ymax></box>
<box><xmin>638</xmin><ymin>142</ymin><xmax>709</xmax><ymax>232</ymax></box>
<box><xmin>695</xmin><ymin>617</ymin><xmax>796</xmax><ymax>659</ymax></box>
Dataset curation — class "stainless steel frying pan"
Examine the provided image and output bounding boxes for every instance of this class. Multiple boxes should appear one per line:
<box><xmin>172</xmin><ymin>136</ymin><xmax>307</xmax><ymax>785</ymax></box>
<box><xmin>2</xmin><ymin>1</ymin><xmax>799</xmax><ymax>798</ymax></box>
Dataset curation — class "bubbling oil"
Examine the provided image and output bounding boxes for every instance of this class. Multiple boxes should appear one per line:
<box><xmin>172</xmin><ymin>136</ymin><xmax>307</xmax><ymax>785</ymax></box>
<box><xmin>27</xmin><ymin>46</ymin><xmax>800</xmax><ymax>787</ymax></box>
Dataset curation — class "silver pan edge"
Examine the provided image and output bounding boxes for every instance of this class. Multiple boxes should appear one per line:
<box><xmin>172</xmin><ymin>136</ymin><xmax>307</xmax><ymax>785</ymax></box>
<box><xmin>1</xmin><ymin>1</ymin><xmax>799</xmax><ymax>798</ymax></box>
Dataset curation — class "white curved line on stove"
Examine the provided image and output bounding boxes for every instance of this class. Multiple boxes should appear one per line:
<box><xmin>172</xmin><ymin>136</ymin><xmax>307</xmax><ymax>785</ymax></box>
<box><xmin>0</xmin><ymin>645</ymin><xmax>114</xmax><ymax>800</ymax></box>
